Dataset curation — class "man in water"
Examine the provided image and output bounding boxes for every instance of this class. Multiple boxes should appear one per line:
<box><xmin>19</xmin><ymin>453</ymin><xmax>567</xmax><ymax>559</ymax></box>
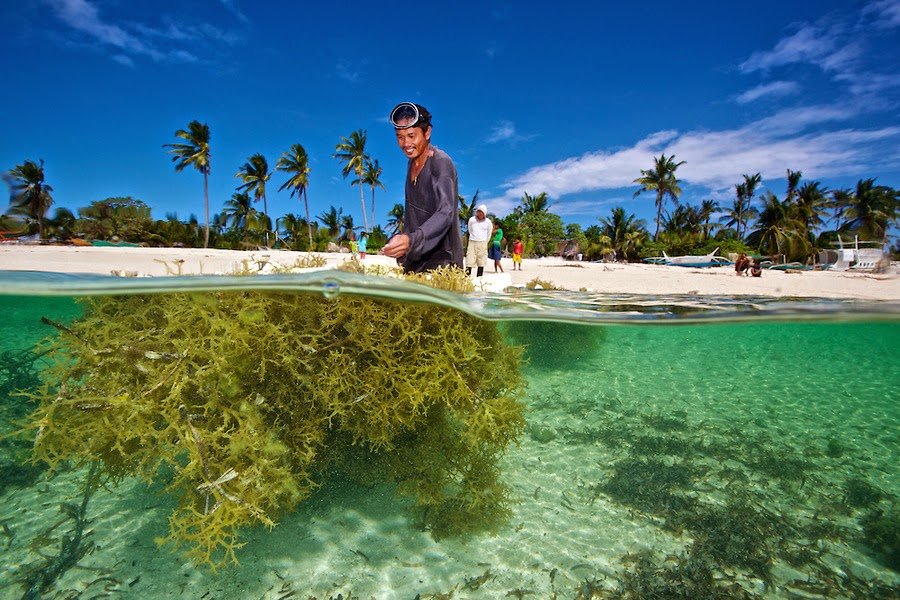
<box><xmin>381</xmin><ymin>102</ymin><xmax>464</xmax><ymax>272</ymax></box>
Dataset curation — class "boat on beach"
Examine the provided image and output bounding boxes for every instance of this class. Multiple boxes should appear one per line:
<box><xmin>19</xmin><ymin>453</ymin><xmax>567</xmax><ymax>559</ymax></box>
<box><xmin>643</xmin><ymin>247</ymin><xmax>733</xmax><ymax>268</ymax></box>
<box><xmin>818</xmin><ymin>236</ymin><xmax>887</xmax><ymax>272</ymax></box>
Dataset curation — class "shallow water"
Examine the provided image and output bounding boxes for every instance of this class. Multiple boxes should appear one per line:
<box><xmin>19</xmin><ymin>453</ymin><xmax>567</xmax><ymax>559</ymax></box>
<box><xmin>0</xmin><ymin>271</ymin><xmax>898</xmax><ymax>599</ymax></box>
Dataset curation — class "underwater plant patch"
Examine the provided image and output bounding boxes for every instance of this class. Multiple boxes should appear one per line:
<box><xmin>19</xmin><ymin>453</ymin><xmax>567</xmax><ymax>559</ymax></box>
<box><xmin>25</xmin><ymin>282</ymin><xmax>525</xmax><ymax>568</ymax></box>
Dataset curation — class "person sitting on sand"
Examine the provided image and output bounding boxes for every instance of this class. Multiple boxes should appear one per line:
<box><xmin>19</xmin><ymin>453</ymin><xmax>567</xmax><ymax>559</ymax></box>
<box><xmin>735</xmin><ymin>253</ymin><xmax>750</xmax><ymax>276</ymax></box>
<box><xmin>750</xmin><ymin>258</ymin><xmax>762</xmax><ymax>277</ymax></box>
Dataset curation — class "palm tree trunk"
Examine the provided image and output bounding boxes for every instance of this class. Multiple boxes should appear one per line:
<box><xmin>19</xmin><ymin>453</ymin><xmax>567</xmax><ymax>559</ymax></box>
<box><xmin>203</xmin><ymin>171</ymin><xmax>210</xmax><ymax>248</ymax></box>
<box><xmin>262</xmin><ymin>194</ymin><xmax>270</xmax><ymax>247</ymax></box>
<box><xmin>370</xmin><ymin>187</ymin><xmax>375</xmax><ymax>234</ymax></box>
<box><xmin>359</xmin><ymin>171</ymin><xmax>369</xmax><ymax>233</ymax></box>
<box><xmin>303</xmin><ymin>189</ymin><xmax>313</xmax><ymax>250</ymax></box>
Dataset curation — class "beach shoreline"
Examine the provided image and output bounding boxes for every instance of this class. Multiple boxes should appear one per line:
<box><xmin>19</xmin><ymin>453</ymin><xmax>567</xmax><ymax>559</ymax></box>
<box><xmin>0</xmin><ymin>245</ymin><xmax>898</xmax><ymax>300</ymax></box>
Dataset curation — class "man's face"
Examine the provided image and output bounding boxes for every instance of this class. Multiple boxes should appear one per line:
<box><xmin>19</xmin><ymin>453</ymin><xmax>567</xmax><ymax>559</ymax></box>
<box><xmin>395</xmin><ymin>125</ymin><xmax>432</xmax><ymax>160</ymax></box>
<box><xmin>476</xmin><ymin>210</ymin><xmax>485</xmax><ymax>221</ymax></box>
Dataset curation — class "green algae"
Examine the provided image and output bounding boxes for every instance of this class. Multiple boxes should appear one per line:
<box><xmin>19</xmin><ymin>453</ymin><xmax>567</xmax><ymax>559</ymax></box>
<box><xmin>24</xmin><ymin>272</ymin><xmax>525</xmax><ymax>568</ymax></box>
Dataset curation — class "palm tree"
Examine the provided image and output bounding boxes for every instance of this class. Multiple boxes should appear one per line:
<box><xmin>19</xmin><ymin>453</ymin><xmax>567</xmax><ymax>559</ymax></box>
<box><xmin>699</xmin><ymin>199</ymin><xmax>720</xmax><ymax>242</ymax></box>
<box><xmin>362</xmin><ymin>158</ymin><xmax>384</xmax><ymax>233</ymax></box>
<box><xmin>458</xmin><ymin>189</ymin><xmax>479</xmax><ymax>232</ymax></box>
<box><xmin>6</xmin><ymin>159</ymin><xmax>54</xmax><ymax>239</ymax></box>
<box><xmin>164</xmin><ymin>121</ymin><xmax>211</xmax><ymax>247</ymax></box>
<box><xmin>784</xmin><ymin>169</ymin><xmax>803</xmax><ymax>204</ymax></box>
<box><xmin>795</xmin><ymin>181</ymin><xmax>829</xmax><ymax>243</ymax></box>
<box><xmin>333</xmin><ymin>129</ymin><xmax>370</xmax><ymax>233</ymax></box>
<box><xmin>739</xmin><ymin>173</ymin><xmax>762</xmax><ymax>239</ymax></box>
<box><xmin>276</xmin><ymin>144</ymin><xmax>313</xmax><ymax>250</ymax></box>
<box><xmin>277</xmin><ymin>213</ymin><xmax>313</xmax><ymax>250</ymax></box>
<box><xmin>520</xmin><ymin>191</ymin><xmax>550</xmax><ymax>214</ymax></box>
<box><xmin>318</xmin><ymin>205</ymin><xmax>343</xmax><ymax>239</ymax></box>
<box><xmin>46</xmin><ymin>206</ymin><xmax>76</xmax><ymax>240</ymax></box>
<box><xmin>235</xmin><ymin>153</ymin><xmax>272</xmax><ymax>246</ymax></box>
<box><xmin>633</xmin><ymin>153</ymin><xmax>686</xmax><ymax>239</ymax></box>
<box><xmin>223</xmin><ymin>191</ymin><xmax>253</xmax><ymax>237</ymax></box>
<box><xmin>387</xmin><ymin>203</ymin><xmax>405</xmax><ymax>235</ymax></box>
<box><xmin>340</xmin><ymin>214</ymin><xmax>358</xmax><ymax>241</ymax></box>
<box><xmin>746</xmin><ymin>191</ymin><xmax>804</xmax><ymax>258</ymax></box>
<box><xmin>599</xmin><ymin>206</ymin><xmax>646</xmax><ymax>261</ymax></box>
<box><xmin>835</xmin><ymin>179</ymin><xmax>900</xmax><ymax>242</ymax></box>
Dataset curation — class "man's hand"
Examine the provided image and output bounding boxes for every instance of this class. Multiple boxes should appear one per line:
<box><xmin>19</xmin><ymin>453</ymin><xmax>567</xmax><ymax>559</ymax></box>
<box><xmin>381</xmin><ymin>234</ymin><xmax>410</xmax><ymax>259</ymax></box>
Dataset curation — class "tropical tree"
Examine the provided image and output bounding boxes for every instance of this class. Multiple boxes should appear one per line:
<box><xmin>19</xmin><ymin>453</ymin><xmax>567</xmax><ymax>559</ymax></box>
<box><xmin>164</xmin><ymin>121</ymin><xmax>211</xmax><ymax>247</ymax></box>
<box><xmin>633</xmin><ymin>153</ymin><xmax>686</xmax><ymax>239</ymax></box>
<box><xmin>235</xmin><ymin>153</ymin><xmax>272</xmax><ymax>246</ymax></box>
<box><xmin>318</xmin><ymin>205</ymin><xmax>343</xmax><ymax>239</ymax></box>
<box><xmin>600</xmin><ymin>206</ymin><xmax>647</xmax><ymax>260</ymax></box>
<box><xmin>362</xmin><ymin>158</ymin><xmax>384</xmax><ymax>233</ymax></box>
<box><xmin>387</xmin><ymin>203</ymin><xmax>404</xmax><ymax>235</ymax></box>
<box><xmin>699</xmin><ymin>199</ymin><xmax>720</xmax><ymax>242</ymax></box>
<box><xmin>334</xmin><ymin>129</ymin><xmax>370</xmax><ymax>233</ymax></box>
<box><xmin>795</xmin><ymin>181</ymin><xmax>829</xmax><ymax>244</ymax></box>
<box><xmin>784</xmin><ymin>169</ymin><xmax>803</xmax><ymax>204</ymax></box>
<box><xmin>520</xmin><ymin>191</ymin><xmax>550</xmax><ymax>214</ymax></box>
<box><xmin>276</xmin><ymin>144</ymin><xmax>313</xmax><ymax>250</ymax></box>
<box><xmin>223</xmin><ymin>191</ymin><xmax>254</xmax><ymax>237</ymax></box>
<box><xmin>46</xmin><ymin>207</ymin><xmax>77</xmax><ymax>240</ymax></box>
<box><xmin>834</xmin><ymin>178</ymin><xmax>900</xmax><ymax>242</ymax></box>
<box><xmin>458</xmin><ymin>190</ymin><xmax>479</xmax><ymax>233</ymax></box>
<box><xmin>340</xmin><ymin>214</ymin><xmax>358</xmax><ymax>241</ymax></box>
<box><xmin>78</xmin><ymin>197</ymin><xmax>152</xmax><ymax>241</ymax></box>
<box><xmin>746</xmin><ymin>191</ymin><xmax>805</xmax><ymax>258</ymax></box>
<box><xmin>739</xmin><ymin>173</ymin><xmax>762</xmax><ymax>239</ymax></box>
<box><xmin>5</xmin><ymin>158</ymin><xmax>54</xmax><ymax>239</ymax></box>
<box><xmin>277</xmin><ymin>213</ymin><xmax>315</xmax><ymax>250</ymax></box>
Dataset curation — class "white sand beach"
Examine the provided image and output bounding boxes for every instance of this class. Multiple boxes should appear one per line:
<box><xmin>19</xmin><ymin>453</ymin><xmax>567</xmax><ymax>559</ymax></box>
<box><xmin>1</xmin><ymin>244</ymin><xmax>898</xmax><ymax>300</ymax></box>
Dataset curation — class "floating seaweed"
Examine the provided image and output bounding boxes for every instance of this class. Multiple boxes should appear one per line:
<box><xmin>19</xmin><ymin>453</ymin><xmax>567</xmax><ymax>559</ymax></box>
<box><xmin>25</xmin><ymin>270</ymin><xmax>526</xmax><ymax>568</ymax></box>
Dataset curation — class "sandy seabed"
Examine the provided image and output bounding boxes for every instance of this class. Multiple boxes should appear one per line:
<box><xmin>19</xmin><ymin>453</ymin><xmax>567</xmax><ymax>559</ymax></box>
<box><xmin>1</xmin><ymin>244</ymin><xmax>899</xmax><ymax>300</ymax></box>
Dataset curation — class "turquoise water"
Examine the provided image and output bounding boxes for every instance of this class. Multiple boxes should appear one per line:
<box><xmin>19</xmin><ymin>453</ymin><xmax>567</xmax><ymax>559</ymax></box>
<box><xmin>0</xmin><ymin>272</ymin><xmax>898</xmax><ymax>599</ymax></box>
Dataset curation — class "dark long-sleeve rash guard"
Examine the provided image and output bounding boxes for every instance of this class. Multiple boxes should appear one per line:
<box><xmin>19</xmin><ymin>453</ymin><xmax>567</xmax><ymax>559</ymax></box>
<box><xmin>401</xmin><ymin>146</ymin><xmax>464</xmax><ymax>272</ymax></box>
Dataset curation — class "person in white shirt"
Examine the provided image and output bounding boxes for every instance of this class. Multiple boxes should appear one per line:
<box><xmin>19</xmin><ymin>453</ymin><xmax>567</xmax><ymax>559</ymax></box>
<box><xmin>465</xmin><ymin>204</ymin><xmax>492</xmax><ymax>277</ymax></box>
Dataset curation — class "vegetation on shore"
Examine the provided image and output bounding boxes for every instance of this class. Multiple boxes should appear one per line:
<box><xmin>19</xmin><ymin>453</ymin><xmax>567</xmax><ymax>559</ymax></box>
<box><xmin>4</xmin><ymin>130</ymin><xmax>899</xmax><ymax>261</ymax></box>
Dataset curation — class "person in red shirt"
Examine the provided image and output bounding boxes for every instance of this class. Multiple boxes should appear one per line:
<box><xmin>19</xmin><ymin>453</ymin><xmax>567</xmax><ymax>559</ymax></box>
<box><xmin>512</xmin><ymin>237</ymin><xmax>524</xmax><ymax>271</ymax></box>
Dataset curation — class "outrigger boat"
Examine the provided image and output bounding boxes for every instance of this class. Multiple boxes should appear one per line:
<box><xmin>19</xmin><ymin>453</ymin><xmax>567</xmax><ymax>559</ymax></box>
<box><xmin>643</xmin><ymin>247</ymin><xmax>733</xmax><ymax>268</ymax></box>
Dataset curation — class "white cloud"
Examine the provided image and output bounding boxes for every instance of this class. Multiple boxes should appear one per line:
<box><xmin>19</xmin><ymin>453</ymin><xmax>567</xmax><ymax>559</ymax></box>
<box><xmin>219</xmin><ymin>0</ymin><xmax>250</xmax><ymax>24</ymax></box>
<box><xmin>735</xmin><ymin>80</ymin><xmax>799</xmax><ymax>104</ymax></box>
<box><xmin>496</xmin><ymin>107</ymin><xmax>900</xmax><ymax>208</ymax></box>
<box><xmin>45</xmin><ymin>0</ymin><xmax>240</xmax><ymax>64</ymax></box>
<box><xmin>740</xmin><ymin>25</ymin><xmax>837</xmax><ymax>73</ymax></box>
<box><xmin>484</xmin><ymin>120</ymin><xmax>536</xmax><ymax>146</ymax></box>
<box><xmin>111</xmin><ymin>53</ymin><xmax>134</xmax><ymax>67</ymax></box>
<box><xmin>739</xmin><ymin>6</ymin><xmax>899</xmax><ymax>97</ymax></box>
<box><xmin>863</xmin><ymin>0</ymin><xmax>900</xmax><ymax>28</ymax></box>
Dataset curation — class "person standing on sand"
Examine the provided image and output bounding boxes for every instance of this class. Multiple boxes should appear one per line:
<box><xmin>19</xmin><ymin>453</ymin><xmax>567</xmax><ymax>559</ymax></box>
<box><xmin>358</xmin><ymin>231</ymin><xmax>368</xmax><ymax>260</ymax></box>
<box><xmin>512</xmin><ymin>237</ymin><xmax>524</xmax><ymax>270</ymax></box>
<box><xmin>489</xmin><ymin>221</ymin><xmax>504</xmax><ymax>273</ymax></box>
<box><xmin>381</xmin><ymin>102</ymin><xmax>464</xmax><ymax>273</ymax></box>
<box><xmin>466</xmin><ymin>204</ymin><xmax>492</xmax><ymax>277</ymax></box>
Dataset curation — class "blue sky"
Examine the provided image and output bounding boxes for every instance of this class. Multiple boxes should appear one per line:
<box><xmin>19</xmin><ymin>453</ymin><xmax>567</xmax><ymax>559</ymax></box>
<box><xmin>2</xmin><ymin>0</ymin><xmax>899</xmax><ymax>234</ymax></box>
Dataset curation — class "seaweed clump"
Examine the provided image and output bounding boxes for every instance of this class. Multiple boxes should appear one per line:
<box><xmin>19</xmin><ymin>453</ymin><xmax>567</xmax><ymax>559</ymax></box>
<box><xmin>602</xmin><ymin>550</ymin><xmax>761</xmax><ymax>599</ymax></box>
<box><xmin>26</xmin><ymin>272</ymin><xmax>525</xmax><ymax>567</ymax></box>
<box><xmin>860</xmin><ymin>506</ymin><xmax>900</xmax><ymax>571</ymax></box>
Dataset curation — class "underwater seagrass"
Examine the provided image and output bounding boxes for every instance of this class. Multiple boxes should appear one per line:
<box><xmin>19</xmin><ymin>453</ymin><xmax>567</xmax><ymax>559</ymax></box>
<box><xmin>26</xmin><ymin>277</ymin><xmax>525</xmax><ymax>568</ymax></box>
